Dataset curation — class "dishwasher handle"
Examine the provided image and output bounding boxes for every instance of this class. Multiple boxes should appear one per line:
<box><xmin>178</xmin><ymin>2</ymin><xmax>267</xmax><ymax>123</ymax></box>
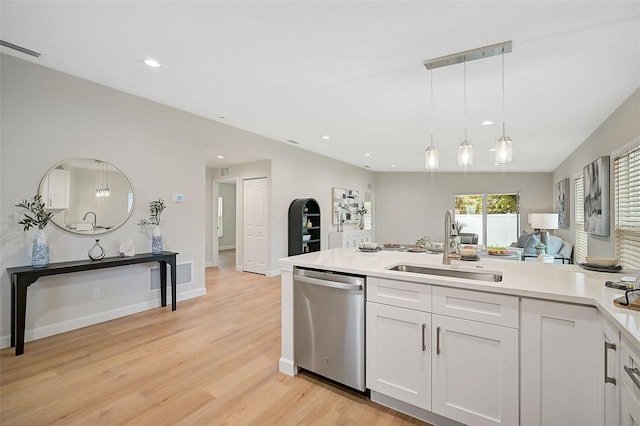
<box><xmin>295</xmin><ymin>275</ymin><xmax>363</xmax><ymax>291</ymax></box>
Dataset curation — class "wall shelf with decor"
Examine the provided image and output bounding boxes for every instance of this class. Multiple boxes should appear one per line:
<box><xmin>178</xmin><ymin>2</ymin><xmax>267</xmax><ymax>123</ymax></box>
<box><xmin>288</xmin><ymin>198</ymin><xmax>321</xmax><ymax>256</ymax></box>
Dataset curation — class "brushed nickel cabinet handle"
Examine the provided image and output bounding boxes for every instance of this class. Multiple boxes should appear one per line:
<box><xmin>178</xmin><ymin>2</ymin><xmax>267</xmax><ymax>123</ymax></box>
<box><xmin>436</xmin><ymin>326</ymin><xmax>441</xmax><ymax>355</ymax></box>
<box><xmin>604</xmin><ymin>342</ymin><xmax>617</xmax><ymax>385</ymax></box>
<box><xmin>421</xmin><ymin>323</ymin><xmax>426</xmax><ymax>351</ymax></box>
<box><xmin>625</xmin><ymin>365</ymin><xmax>640</xmax><ymax>390</ymax></box>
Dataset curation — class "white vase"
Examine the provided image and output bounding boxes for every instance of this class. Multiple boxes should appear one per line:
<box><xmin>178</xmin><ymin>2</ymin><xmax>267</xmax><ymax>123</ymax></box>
<box><xmin>32</xmin><ymin>229</ymin><xmax>49</xmax><ymax>267</ymax></box>
<box><xmin>152</xmin><ymin>225</ymin><xmax>163</xmax><ymax>254</ymax></box>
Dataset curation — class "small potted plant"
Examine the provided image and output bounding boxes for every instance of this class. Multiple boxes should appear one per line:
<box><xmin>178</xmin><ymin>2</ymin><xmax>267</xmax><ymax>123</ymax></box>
<box><xmin>16</xmin><ymin>195</ymin><xmax>54</xmax><ymax>267</ymax></box>
<box><xmin>138</xmin><ymin>198</ymin><xmax>167</xmax><ymax>254</ymax></box>
<box><xmin>303</xmin><ymin>230</ymin><xmax>311</xmax><ymax>242</ymax></box>
<box><xmin>535</xmin><ymin>242</ymin><xmax>546</xmax><ymax>255</ymax></box>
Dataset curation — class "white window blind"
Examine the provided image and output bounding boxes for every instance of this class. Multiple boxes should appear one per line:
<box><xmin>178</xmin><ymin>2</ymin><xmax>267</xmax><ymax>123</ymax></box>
<box><xmin>575</xmin><ymin>177</ymin><xmax>588</xmax><ymax>264</ymax></box>
<box><xmin>615</xmin><ymin>145</ymin><xmax>640</xmax><ymax>270</ymax></box>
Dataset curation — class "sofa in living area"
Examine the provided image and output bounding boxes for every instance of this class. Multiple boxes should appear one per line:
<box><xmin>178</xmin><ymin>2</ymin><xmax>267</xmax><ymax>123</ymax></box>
<box><xmin>509</xmin><ymin>230</ymin><xmax>574</xmax><ymax>264</ymax></box>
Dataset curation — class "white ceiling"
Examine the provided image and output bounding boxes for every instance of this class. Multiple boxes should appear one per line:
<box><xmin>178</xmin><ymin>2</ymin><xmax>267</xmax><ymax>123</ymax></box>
<box><xmin>1</xmin><ymin>1</ymin><xmax>639</xmax><ymax>172</ymax></box>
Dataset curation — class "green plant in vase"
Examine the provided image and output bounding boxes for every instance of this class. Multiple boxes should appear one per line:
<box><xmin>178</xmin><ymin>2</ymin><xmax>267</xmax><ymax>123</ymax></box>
<box><xmin>535</xmin><ymin>242</ymin><xmax>546</xmax><ymax>255</ymax></box>
<box><xmin>16</xmin><ymin>195</ymin><xmax>54</xmax><ymax>267</ymax></box>
<box><xmin>138</xmin><ymin>198</ymin><xmax>167</xmax><ymax>254</ymax></box>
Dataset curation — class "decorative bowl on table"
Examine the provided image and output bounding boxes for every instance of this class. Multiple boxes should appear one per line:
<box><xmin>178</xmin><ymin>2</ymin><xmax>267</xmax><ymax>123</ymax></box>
<box><xmin>361</xmin><ymin>241</ymin><xmax>378</xmax><ymax>250</ymax></box>
<box><xmin>459</xmin><ymin>246</ymin><xmax>477</xmax><ymax>257</ymax></box>
<box><xmin>426</xmin><ymin>242</ymin><xmax>445</xmax><ymax>253</ymax></box>
<box><xmin>585</xmin><ymin>256</ymin><xmax>618</xmax><ymax>268</ymax></box>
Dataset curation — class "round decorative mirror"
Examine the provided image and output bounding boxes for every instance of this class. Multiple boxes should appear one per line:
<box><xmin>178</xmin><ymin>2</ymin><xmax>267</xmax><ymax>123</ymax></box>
<box><xmin>39</xmin><ymin>158</ymin><xmax>135</xmax><ymax>235</ymax></box>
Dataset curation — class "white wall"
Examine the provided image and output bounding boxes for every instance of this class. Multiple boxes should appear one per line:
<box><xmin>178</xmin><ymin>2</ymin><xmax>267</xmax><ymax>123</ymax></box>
<box><xmin>552</xmin><ymin>88</ymin><xmax>640</xmax><ymax>257</ymax></box>
<box><xmin>373</xmin><ymin>172</ymin><xmax>553</xmax><ymax>245</ymax></box>
<box><xmin>1</xmin><ymin>55</ymin><xmax>208</xmax><ymax>347</ymax></box>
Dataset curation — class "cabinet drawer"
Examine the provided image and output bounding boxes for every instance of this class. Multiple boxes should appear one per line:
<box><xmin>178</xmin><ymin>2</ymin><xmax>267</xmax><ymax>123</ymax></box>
<box><xmin>621</xmin><ymin>337</ymin><xmax>640</xmax><ymax>402</ymax></box>
<box><xmin>367</xmin><ymin>277</ymin><xmax>431</xmax><ymax>312</ymax></box>
<box><xmin>432</xmin><ymin>286</ymin><xmax>518</xmax><ymax>328</ymax></box>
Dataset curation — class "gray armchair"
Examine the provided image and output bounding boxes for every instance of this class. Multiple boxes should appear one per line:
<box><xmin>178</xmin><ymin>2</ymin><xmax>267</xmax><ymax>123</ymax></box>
<box><xmin>459</xmin><ymin>233</ymin><xmax>479</xmax><ymax>245</ymax></box>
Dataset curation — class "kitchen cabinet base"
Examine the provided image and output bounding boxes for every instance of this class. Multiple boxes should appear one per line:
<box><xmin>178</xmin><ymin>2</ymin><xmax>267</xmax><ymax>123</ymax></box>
<box><xmin>371</xmin><ymin>391</ymin><xmax>465</xmax><ymax>426</ymax></box>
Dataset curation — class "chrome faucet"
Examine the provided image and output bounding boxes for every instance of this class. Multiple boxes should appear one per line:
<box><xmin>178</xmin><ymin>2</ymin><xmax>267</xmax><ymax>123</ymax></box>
<box><xmin>443</xmin><ymin>209</ymin><xmax>459</xmax><ymax>265</ymax></box>
<box><xmin>83</xmin><ymin>211</ymin><xmax>97</xmax><ymax>229</ymax></box>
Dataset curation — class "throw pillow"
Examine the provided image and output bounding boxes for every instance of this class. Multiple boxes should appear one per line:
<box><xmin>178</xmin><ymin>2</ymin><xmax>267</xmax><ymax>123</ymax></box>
<box><xmin>516</xmin><ymin>231</ymin><xmax>530</xmax><ymax>248</ymax></box>
<box><xmin>523</xmin><ymin>233</ymin><xmax>540</xmax><ymax>255</ymax></box>
<box><xmin>546</xmin><ymin>236</ymin><xmax>563</xmax><ymax>255</ymax></box>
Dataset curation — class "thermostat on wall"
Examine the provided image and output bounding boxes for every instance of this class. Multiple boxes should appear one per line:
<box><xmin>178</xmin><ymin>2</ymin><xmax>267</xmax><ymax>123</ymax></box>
<box><xmin>173</xmin><ymin>193</ymin><xmax>184</xmax><ymax>203</ymax></box>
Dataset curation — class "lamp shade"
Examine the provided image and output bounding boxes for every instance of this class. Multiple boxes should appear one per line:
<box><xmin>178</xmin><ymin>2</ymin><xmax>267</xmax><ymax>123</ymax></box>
<box><xmin>530</xmin><ymin>213</ymin><xmax>558</xmax><ymax>230</ymax></box>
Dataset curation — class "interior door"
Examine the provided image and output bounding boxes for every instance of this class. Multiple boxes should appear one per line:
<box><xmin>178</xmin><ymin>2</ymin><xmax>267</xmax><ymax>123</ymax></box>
<box><xmin>243</xmin><ymin>178</ymin><xmax>267</xmax><ymax>274</ymax></box>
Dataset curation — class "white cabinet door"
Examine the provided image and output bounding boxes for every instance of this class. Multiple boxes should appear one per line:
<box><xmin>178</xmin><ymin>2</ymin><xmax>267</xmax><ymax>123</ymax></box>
<box><xmin>601</xmin><ymin>314</ymin><xmax>620</xmax><ymax>426</ymax></box>
<box><xmin>521</xmin><ymin>298</ymin><xmax>601</xmax><ymax>426</ymax></box>
<box><xmin>42</xmin><ymin>168</ymin><xmax>69</xmax><ymax>209</ymax></box>
<box><xmin>431</xmin><ymin>314</ymin><xmax>518</xmax><ymax>426</ymax></box>
<box><xmin>621</xmin><ymin>380</ymin><xmax>640</xmax><ymax>426</ymax></box>
<box><xmin>366</xmin><ymin>302</ymin><xmax>431</xmax><ymax>410</ymax></box>
<box><xmin>621</xmin><ymin>337</ymin><xmax>640</xmax><ymax>426</ymax></box>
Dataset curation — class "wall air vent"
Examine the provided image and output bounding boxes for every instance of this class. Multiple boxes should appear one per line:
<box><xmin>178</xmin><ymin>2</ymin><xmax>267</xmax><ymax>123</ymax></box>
<box><xmin>220</xmin><ymin>167</ymin><xmax>230</xmax><ymax>177</ymax></box>
<box><xmin>0</xmin><ymin>40</ymin><xmax>42</xmax><ymax>58</ymax></box>
<box><xmin>149</xmin><ymin>261</ymin><xmax>193</xmax><ymax>291</ymax></box>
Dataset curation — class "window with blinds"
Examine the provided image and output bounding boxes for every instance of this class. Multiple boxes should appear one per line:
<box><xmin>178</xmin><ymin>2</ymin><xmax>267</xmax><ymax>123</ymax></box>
<box><xmin>615</xmin><ymin>144</ymin><xmax>640</xmax><ymax>270</ymax></box>
<box><xmin>574</xmin><ymin>177</ymin><xmax>588</xmax><ymax>264</ymax></box>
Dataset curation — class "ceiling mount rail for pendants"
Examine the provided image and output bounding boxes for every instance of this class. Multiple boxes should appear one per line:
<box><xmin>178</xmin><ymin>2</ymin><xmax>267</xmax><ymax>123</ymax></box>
<box><xmin>423</xmin><ymin>41</ymin><xmax>512</xmax><ymax>71</ymax></box>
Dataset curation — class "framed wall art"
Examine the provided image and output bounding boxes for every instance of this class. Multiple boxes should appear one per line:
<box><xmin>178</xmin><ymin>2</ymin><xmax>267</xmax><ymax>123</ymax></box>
<box><xmin>332</xmin><ymin>188</ymin><xmax>359</xmax><ymax>224</ymax></box>
<box><xmin>583</xmin><ymin>155</ymin><xmax>610</xmax><ymax>236</ymax></box>
<box><xmin>554</xmin><ymin>178</ymin><xmax>570</xmax><ymax>227</ymax></box>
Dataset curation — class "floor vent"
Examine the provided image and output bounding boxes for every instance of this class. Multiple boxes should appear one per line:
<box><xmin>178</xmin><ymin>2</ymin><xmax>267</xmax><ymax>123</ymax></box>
<box><xmin>149</xmin><ymin>261</ymin><xmax>193</xmax><ymax>291</ymax></box>
<box><xmin>220</xmin><ymin>167</ymin><xmax>230</xmax><ymax>177</ymax></box>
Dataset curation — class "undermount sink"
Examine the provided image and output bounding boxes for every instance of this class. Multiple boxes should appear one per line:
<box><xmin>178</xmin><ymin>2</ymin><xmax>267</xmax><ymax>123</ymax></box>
<box><xmin>388</xmin><ymin>264</ymin><xmax>503</xmax><ymax>282</ymax></box>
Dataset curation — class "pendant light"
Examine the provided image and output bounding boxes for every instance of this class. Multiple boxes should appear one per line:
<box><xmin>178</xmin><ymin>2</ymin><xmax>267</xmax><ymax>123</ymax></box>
<box><xmin>458</xmin><ymin>59</ymin><xmax>473</xmax><ymax>166</ymax></box>
<box><xmin>425</xmin><ymin>68</ymin><xmax>439</xmax><ymax>170</ymax></box>
<box><xmin>423</xmin><ymin>41</ymin><xmax>512</xmax><ymax>169</ymax></box>
<box><xmin>495</xmin><ymin>49</ymin><xmax>512</xmax><ymax>164</ymax></box>
<box><xmin>95</xmin><ymin>161</ymin><xmax>110</xmax><ymax>198</ymax></box>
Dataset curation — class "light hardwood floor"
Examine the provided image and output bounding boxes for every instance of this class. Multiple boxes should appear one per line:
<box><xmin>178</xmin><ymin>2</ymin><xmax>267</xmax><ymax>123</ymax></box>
<box><xmin>1</xmin><ymin>254</ymin><xmax>429</xmax><ymax>425</ymax></box>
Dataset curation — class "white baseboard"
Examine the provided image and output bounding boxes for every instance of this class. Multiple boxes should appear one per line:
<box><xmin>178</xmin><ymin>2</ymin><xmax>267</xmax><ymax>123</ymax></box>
<box><xmin>279</xmin><ymin>357</ymin><xmax>297</xmax><ymax>376</ymax></box>
<box><xmin>266</xmin><ymin>269</ymin><xmax>281</xmax><ymax>277</ymax></box>
<box><xmin>0</xmin><ymin>287</ymin><xmax>207</xmax><ymax>350</ymax></box>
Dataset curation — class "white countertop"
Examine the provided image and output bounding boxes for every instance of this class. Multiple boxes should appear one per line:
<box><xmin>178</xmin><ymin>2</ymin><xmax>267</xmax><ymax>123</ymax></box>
<box><xmin>279</xmin><ymin>247</ymin><xmax>640</xmax><ymax>349</ymax></box>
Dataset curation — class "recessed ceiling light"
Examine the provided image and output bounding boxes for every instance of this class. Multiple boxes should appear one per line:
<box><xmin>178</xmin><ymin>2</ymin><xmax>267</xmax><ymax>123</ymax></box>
<box><xmin>363</xmin><ymin>165</ymin><xmax>371</xmax><ymax>168</ymax></box>
<box><xmin>488</xmin><ymin>148</ymin><xmax>496</xmax><ymax>152</ymax></box>
<box><xmin>364</xmin><ymin>153</ymin><xmax>371</xmax><ymax>157</ymax></box>
<box><xmin>322</xmin><ymin>135</ymin><xmax>330</xmax><ymax>140</ymax></box>
<box><xmin>481</xmin><ymin>120</ymin><xmax>494</xmax><ymax>126</ymax></box>
<box><xmin>391</xmin><ymin>164</ymin><xmax>397</xmax><ymax>168</ymax></box>
<box><xmin>216</xmin><ymin>155</ymin><xmax>225</xmax><ymax>159</ymax></box>
<box><xmin>218</xmin><ymin>115</ymin><xmax>226</xmax><ymax>119</ymax></box>
<box><xmin>144</xmin><ymin>58</ymin><xmax>161</xmax><ymax>68</ymax></box>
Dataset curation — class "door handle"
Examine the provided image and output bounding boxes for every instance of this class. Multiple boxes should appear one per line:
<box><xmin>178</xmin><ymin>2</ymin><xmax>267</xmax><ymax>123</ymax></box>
<box><xmin>421</xmin><ymin>323</ymin><xmax>427</xmax><ymax>351</ymax></box>
<box><xmin>294</xmin><ymin>275</ymin><xmax>363</xmax><ymax>291</ymax></box>
<box><xmin>436</xmin><ymin>326</ymin><xmax>441</xmax><ymax>355</ymax></box>
<box><xmin>625</xmin><ymin>365</ymin><xmax>640</xmax><ymax>390</ymax></box>
<box><xmin>604</xmin><ymin>342</ymin><xmax>617</xmax><ymax>385</ymax></box>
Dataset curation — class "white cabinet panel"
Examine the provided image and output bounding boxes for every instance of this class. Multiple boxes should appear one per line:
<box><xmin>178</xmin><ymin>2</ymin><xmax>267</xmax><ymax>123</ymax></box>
<box><xmin>328</xmin><ymin>230</ymin><xmax>371</xmax><ymax>249</ymax></box>
<box><xmin>521</xmin><ymin>298</ymin><xmax>601</xmax><ymax>426</ymax></box>
<box><xmin>41</xmin><ymin>168</ymin><xmax>69</xmax><ymax>209</ymax></box>
<box><xmin>432</xmin><ymin>314</ymin><xmax>518</xmax><ymax>426</ymax></box>
<box><xmin>621</xmin><ymin>336</ymin><xmax>640</xmax><ymax>426</ymax></box>
<box><xmin>366</xmin><ymin>302</ymin><xmax>431</xmax><ymax>410</ymax></box>
<box><xmin>367</xmin><ymin>277</ymin><xmax>431</xmax><ymax>312</ymax></box>
<box><xmin>601</xmin><ymin>314</ymin><xmax>620</xmax><ymax>426</ymax></box>
<box><xmin>432</xmin><ymin>286</ymin><xmax>518</xmax><ymax>328</ymax></box>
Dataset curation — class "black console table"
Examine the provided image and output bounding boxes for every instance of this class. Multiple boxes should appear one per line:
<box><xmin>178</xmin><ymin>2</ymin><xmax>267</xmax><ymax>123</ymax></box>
<box><xmin>7</xmin><ymin>251</ymin><xmax>178</xmax><ymax>356</ymax></box>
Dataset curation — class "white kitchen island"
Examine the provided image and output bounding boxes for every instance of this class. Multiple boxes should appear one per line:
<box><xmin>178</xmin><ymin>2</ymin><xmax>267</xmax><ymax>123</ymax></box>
<box><xmin>279</xmin><ymin>248</ymin><xmax>640</xmax><ymax>426</ymax></box>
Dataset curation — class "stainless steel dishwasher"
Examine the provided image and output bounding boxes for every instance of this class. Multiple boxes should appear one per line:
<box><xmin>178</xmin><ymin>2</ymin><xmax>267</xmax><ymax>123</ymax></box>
<box><xmin>294</xmin><ymin>267</ymin><xmax>366</xmax><ymax>391</ymax></box>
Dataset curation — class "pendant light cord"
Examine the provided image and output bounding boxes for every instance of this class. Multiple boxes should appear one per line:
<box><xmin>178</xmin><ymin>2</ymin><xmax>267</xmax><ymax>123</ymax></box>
<box><xmin>430</xmin><ymin>69</ymin><xmax>434</xmax><ymax>148</ymax></box>
<box><xmin>463</xmin><ymin>59</ymin><xmax>467</xmax><ymax>141</ymax></box>
<box><xmin>501</xmin><ymin>51</ymin><xmax>506</xmax><ymax>137</ymax></box>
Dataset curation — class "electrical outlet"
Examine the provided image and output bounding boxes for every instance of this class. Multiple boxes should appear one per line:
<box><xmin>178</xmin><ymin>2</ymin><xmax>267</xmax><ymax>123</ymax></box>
<box><xmin>92</xmin><ymin>288</ymin><xmax>100</xmax><ymax>299</ymax></box>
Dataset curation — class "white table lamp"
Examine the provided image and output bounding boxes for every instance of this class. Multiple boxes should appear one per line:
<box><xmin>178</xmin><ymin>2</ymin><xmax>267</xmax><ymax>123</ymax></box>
<box><xmin>530</xmin><ymin>213</ymin><xmax>559</xmax><ymax>248</ymax></box>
